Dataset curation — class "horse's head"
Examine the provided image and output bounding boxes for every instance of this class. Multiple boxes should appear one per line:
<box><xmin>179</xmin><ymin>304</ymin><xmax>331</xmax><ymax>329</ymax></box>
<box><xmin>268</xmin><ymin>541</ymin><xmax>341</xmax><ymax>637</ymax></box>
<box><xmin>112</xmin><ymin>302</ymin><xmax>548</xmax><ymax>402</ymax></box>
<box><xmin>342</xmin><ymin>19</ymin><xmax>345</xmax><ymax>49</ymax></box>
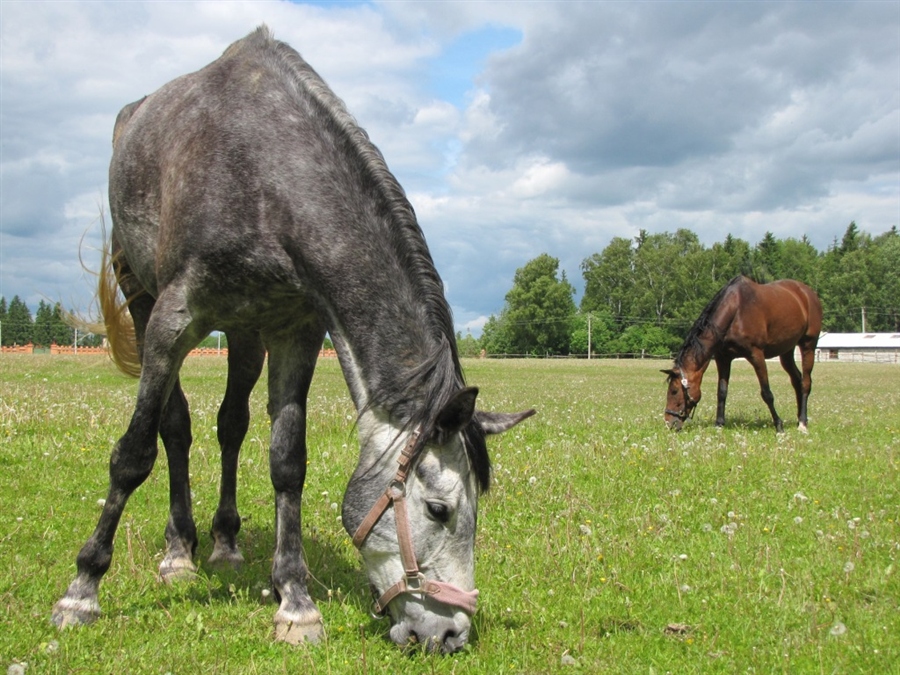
<box><xmin>343</xmin><ymin>387</ymin><xmax>534</xmax><ymax>653</ymax></box>
<box><xmin>661</xmin><ymin>367</ymin><xmax>700</xmax><ymax>430</ymax></box>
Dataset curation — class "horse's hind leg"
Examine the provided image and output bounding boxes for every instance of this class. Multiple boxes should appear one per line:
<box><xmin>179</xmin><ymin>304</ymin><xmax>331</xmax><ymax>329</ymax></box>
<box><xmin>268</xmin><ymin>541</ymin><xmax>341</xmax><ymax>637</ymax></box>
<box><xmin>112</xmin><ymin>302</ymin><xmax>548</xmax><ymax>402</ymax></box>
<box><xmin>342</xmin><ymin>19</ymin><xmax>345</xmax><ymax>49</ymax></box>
<box><xmin>747</xmin><ymin>350</ymin><xmax>783</xmax><ymax>432</ymax></box>
<box><xmin>714</xmin><ymin>356</ymin><xmax>732</xmax><ymax>427</ymax></box>
<box><xmin>779</xmin><ymin>350</ymin><xmax>808</xmax><ymax>433</ymax></box>
<box><xmin>53</xmin><ymin>286</ymin><xmax>202</xmax><ymax>627</ymax></box>
<box><xmin>265</xmin><ymin>326</ymin><xmax>326</xmax><ymax>645</ymax></box>
<box><xmin>208</xmin><ymin>331</ymin><xmax>266</xmax><ymax>570</ymax></box>
<box><xmin>158</xmin><ymin>379</ymin><xmax>199</xmax><ymax>581</ymax></box>
<box><xmin>111</xmin><ymin>280</ymin><xmax>198</xmax><ymax>582</ymax></box>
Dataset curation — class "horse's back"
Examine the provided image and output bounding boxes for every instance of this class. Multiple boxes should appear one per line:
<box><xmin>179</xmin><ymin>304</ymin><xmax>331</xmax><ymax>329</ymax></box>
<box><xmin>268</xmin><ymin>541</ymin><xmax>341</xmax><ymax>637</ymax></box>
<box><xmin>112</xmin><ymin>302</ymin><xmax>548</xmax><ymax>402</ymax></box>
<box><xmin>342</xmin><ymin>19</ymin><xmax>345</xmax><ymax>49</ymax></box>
<box><xmin>107</xmin><ymin>27</ymin><xmax>348</xmax><ymax>329</ymax></box>
<box><xmin>742</xmin><ymin>278</ymin><xmax>821</xmax><ymax>356</ymax></box>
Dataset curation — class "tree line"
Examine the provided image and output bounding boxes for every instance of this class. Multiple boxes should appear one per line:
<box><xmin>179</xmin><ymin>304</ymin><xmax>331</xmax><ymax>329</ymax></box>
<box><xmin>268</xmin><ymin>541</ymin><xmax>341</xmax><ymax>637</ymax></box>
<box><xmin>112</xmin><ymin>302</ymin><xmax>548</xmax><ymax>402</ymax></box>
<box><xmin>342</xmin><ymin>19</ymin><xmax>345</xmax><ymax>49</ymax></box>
<box><xmin>464</xmin><ymin>222</ymin><xmax>899</xmax><ymax>358</ymax></box>
<box><xmin>0</xmin><ymin>297</ymin><xmax>103</xmax><ymax>348</ymax></box>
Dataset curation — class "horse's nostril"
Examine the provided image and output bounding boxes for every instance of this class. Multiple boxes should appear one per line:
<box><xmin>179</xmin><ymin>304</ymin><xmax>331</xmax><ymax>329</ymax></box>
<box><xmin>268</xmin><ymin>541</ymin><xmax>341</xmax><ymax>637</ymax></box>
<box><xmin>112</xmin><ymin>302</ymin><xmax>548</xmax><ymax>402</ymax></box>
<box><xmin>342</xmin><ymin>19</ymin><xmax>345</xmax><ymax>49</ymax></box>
<box><xmin>442</xmin><ymin>628</ymin><xmax>465</xmax><ymax>654</ymax></box>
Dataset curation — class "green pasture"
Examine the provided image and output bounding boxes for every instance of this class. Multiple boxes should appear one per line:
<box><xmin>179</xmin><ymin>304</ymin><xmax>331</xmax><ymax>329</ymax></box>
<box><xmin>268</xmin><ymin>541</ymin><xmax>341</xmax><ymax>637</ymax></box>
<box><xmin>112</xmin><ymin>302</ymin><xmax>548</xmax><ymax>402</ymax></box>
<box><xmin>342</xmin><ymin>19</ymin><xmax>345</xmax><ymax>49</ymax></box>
<box><xmin>1</xmin><ymin>355</ymin><xmax>897</xmax><ymax>673</ymax></box>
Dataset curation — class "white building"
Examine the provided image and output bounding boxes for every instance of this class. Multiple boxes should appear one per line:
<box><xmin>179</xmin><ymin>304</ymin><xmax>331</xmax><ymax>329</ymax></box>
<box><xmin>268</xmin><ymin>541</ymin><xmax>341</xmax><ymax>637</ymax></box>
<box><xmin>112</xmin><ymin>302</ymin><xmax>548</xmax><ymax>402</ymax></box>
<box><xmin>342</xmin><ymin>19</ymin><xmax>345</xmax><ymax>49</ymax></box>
<box><xmin>815</xmin><ymin>333</ymin><xmax>900</xmax><ymax>363</ymax></box>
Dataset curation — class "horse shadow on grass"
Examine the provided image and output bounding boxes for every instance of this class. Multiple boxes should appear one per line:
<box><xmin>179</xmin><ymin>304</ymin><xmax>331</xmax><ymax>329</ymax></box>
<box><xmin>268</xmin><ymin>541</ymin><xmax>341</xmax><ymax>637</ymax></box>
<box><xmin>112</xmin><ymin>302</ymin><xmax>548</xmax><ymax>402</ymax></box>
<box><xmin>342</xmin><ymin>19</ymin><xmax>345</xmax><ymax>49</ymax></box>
<box><xmin>685</xmin><ymin>412</ymin><xmax>790</xmax><ymax>433</ymax></box>
<box><xmin>125</xmin><ymin>520</ymin><xmax>392</xmax><ymax>641</ymax></box>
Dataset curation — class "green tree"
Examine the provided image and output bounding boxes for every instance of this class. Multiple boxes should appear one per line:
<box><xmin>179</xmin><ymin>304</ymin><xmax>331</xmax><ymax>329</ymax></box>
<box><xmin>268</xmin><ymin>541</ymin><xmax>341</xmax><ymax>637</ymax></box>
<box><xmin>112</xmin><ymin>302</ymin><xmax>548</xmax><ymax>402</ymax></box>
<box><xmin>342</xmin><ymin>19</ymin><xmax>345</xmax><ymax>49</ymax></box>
<box><xmin>610</xmin><ymin>323</ymin><xmax>679</xmax><ymax>358</ymax></box>
<box><xmin>5</xmin><ymin>296</ymin><xmax>33</xmax><ymax>345</ymax></box>
<box><xmin>751</xmin><ymin>231</ymin><xmax>782</xmax><ymax>281</ymax></box>
<box><xmin>455</xmin><ymin>330</ymin><xmax>481</xmax><ymax>358</ymax></box>
<box><xmin>0</xmin><ymin>298</ymin><xmax>7</xmax><ymax>345</ymax></box>
<box><xmin>580</xmin><ymin>236</ymin><xmax>635</xmax><ymax>327</ymax></box>
<box><xmin>502</xmin><ymin>254</ymin><xmax>576</xmax><ymax>356</ymax></box>
<box><xmin>569</xmin><ymin>309</ymin><xmax>616</xmax><ymax>356</ymax></box>
<box><xmin>51</xmin><ymin>303</ymin><xmax>75</xmax><ymax>346</ymax></box>
<box><xmin>479</xmin><ymin>314</ymin><xmax>512</xmax><ymax>356</ymax></box>
<box><xmin>33</xmin><ymin>300</ymin><xmax>53</xmax><ymax>347</ymax></box>
<box><xmin>869</xmin><ymin>227</ymin><xmax>900</xmax><ymax>330</ymax></box>
<box><xmin>778</xmin><ymin>236</ymin><xmax>819</xmax><ymax>286</ymax></box>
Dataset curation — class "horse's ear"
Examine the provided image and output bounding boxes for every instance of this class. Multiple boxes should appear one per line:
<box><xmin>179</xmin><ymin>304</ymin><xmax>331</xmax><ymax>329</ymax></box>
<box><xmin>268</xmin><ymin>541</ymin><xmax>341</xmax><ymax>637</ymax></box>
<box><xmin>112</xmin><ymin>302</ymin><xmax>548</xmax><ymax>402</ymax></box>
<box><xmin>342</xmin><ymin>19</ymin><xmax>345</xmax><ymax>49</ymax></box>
<box><xmin>475</xmin><ymin>408</ymin><xmax>536</xmax><ymax>435</ymax></box>
<box><xmin>433</xmin><ymin>387</ymin><xmax>479</xmax><ymax>442</ymax></box>
<box><xmin>661</xmin><ymin>368</ymin><xmax>676</xmax><ymax>378</ymax></box>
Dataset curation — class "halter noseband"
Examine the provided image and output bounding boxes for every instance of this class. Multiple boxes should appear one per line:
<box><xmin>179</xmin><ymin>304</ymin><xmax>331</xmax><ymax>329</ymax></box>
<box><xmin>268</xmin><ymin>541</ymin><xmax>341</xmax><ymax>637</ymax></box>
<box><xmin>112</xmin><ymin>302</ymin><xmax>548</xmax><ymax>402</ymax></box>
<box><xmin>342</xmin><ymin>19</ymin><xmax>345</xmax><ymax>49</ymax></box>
<box><xmin>351</xmin><ymin>428</ymin><xmax>479</xmax><ymax>618</ymax></box>
<box><xmin>666</xmin><ymin>375</ymin><xmax>697</xmax><ymax>421</ymax></box>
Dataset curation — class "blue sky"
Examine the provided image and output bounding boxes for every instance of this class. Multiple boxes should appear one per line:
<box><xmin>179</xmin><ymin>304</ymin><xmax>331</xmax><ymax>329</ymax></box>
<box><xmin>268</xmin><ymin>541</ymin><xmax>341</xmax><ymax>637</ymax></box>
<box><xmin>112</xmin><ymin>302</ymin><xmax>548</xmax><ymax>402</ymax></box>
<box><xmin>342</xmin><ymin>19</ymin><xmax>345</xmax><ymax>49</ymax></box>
<box><xmin>1</xmin><ymin>1</ymin><xmax>898</xmax><ymax>336</ymax></box>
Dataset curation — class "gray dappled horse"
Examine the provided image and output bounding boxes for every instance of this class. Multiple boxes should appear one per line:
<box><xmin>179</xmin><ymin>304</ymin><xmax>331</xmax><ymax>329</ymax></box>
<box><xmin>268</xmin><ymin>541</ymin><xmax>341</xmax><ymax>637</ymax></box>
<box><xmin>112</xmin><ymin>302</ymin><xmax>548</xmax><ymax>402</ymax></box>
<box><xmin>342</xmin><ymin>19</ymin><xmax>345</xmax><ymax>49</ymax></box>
<box><xmin>52</xmin><ymin>26</ymin><xmax>533</xmax><ymax>654</ymax></box>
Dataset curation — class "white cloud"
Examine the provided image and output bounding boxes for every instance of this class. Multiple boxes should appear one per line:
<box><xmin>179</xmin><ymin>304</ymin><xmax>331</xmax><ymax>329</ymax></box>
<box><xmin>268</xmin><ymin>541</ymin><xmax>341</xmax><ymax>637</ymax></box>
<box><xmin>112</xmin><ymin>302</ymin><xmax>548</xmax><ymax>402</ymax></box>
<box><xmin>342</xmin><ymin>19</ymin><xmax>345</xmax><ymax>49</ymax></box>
<box><xmin>1</xmin><ymin>0</ymin><xmax>897</xmax><ymax>333</ymax></box>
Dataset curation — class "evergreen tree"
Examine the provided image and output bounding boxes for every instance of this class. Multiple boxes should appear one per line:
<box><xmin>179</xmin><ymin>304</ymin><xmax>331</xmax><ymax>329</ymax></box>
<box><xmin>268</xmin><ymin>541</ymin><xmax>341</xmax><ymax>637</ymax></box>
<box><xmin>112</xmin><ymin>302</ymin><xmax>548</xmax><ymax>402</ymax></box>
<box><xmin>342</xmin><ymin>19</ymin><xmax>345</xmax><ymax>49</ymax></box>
<box><xmin>5</xmin><ymin>296</ymin><xmax>33</xmax><ymax>345</ymax></box>
<box><xmin>33</xmin><ymin>300</ymin><xmax>54</xmax><ymax>347</ymax></box>
<box><xmin>51</xmin><ymin>303</ymin><xmax>75</xmax><ymax>346</ymax></box>
<box><xmin>0</xmin><ymin>298</ymin><xmax>7</xmax><ymax>346</ymax></box>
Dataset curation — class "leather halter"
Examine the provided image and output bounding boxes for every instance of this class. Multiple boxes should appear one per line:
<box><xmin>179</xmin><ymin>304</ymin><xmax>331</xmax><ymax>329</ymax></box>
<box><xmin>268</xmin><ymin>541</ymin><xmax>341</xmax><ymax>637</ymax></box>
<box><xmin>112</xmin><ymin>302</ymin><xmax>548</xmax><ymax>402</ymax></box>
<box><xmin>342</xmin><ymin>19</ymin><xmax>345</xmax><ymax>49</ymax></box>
<box><xmin>351</xmin><ymin>428</ymin><xmax>479</xmax><ymax>617</ymax></box>
<box><xmin>666</xmin><ymin>375</ymin><xmax>697</xmax><ymax>421</ymax></box>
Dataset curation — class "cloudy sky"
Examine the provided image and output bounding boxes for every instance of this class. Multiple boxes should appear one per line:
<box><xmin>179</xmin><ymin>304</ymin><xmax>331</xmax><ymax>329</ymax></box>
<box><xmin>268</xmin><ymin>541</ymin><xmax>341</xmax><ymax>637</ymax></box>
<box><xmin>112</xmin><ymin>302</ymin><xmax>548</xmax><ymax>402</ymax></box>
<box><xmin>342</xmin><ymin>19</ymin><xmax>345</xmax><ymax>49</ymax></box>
<box><xmin>1</xmin><ymin>1</ymin><xmax>898</xmax><ymax>335</ymax></box>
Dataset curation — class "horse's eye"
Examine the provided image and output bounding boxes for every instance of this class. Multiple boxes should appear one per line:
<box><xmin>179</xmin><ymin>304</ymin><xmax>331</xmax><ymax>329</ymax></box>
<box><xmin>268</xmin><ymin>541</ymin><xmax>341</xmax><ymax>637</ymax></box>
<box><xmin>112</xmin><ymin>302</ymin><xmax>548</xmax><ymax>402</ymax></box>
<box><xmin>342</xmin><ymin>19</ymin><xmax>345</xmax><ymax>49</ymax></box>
<box><xmin>426</xmin><ymin>501</ymin><xmax>450</xmax><ymax>523</ymax></box>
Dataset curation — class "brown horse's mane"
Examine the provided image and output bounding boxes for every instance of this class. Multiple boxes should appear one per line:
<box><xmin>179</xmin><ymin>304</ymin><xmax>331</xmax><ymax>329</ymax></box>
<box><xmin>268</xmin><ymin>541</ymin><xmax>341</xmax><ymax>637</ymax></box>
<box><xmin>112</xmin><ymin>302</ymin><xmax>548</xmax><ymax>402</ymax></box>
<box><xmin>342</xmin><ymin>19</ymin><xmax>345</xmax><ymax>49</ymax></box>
<box><xmin>675</xmin><ymin>275</ymin><xmax>745</xmax><ymax>368</ymax></box>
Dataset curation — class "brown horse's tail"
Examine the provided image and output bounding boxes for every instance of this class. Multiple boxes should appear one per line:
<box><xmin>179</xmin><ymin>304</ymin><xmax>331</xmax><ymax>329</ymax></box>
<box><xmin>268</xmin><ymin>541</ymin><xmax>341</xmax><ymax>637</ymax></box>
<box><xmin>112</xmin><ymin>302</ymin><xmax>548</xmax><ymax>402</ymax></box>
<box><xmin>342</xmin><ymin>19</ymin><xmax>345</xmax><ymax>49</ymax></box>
<box><xmin>66</xmin><ymin>214</ymin><xmax>142</xmax><ymax>378</ymax></box>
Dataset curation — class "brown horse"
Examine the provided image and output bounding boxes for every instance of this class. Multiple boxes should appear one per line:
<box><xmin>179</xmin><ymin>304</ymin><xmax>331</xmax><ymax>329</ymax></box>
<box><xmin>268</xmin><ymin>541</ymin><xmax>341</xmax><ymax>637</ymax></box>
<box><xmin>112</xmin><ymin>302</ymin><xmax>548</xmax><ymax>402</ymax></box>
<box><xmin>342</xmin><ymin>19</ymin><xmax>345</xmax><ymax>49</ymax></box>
<box><xmin>662</xmin><ymin>276</ymin><xmax>822</xmax><ymax>432</ymax></box>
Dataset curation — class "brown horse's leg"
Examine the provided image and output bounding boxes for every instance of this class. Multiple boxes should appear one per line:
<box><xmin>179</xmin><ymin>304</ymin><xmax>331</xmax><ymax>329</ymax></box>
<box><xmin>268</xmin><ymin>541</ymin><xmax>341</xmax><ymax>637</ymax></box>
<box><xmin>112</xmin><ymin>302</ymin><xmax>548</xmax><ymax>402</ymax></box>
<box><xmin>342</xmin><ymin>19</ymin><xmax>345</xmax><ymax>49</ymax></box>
<box><xmin>797</xmin><ymin>343</ymin><xmax>816</xmax><ymax>432</ymax></box>
<box><xmin>747</xmin><ymin>350</ymin><xmax>783</xmax><ymax>432</ymax></box>
<box><xmin>208</xmin><ymin>331</ymin><xmax>266</xmax><ymax>569</ymax></box>
<box><xmin>779</xmin><ymin>351</ymin><xmax>807</xmax><ymax>433</ymax></box>
<box><xmin>264</xmin><ymin>326</ymin><xmax>326</xmax><ymax>644</ymax></box>
<box><xmin>714</xmin><ymin>356</ymin><xmax>732</xmax><ymax>427</ymax></box>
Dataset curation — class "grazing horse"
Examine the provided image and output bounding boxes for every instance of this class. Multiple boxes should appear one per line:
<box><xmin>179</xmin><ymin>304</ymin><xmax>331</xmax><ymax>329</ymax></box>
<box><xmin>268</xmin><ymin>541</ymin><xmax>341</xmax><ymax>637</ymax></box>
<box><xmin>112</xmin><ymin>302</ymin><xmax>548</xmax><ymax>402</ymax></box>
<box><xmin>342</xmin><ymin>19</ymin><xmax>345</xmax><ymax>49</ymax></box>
<box><xmin>52</xmin><ymin>26</ymin><xmax>534</xmax><ymax>654</ymax></box>
<box><xmin>662</xmin><ymin>276</ymin><xmax>822</xmax><ymax>432</ymax></box>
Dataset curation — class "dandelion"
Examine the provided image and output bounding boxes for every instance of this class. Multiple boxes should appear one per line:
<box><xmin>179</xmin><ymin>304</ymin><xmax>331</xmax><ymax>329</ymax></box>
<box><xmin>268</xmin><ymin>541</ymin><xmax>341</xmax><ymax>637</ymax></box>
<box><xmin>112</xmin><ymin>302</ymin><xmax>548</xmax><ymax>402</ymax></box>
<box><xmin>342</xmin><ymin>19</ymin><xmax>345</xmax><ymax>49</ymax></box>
<box><xmin>794</xmin><ymin>516</ymin><xmax>804</xmax><ymax>524</ymax></box>
<box><xmin>529</xmin><ymin>476</ymin><xmax>537</xmax><ymax>485</ymax></box>
<box><xmin>678</xmin><ymin>554</ymin><xmax>688</xmax><ymax>561</ymax></box>
<box><xmin>579</xmin><ymin>524</ymin><xmax>592</xmax><ymax>536</ymax></box>
<box><xmin>829</xmin><ymin>621</ymin><xmax>847</xmax><ymax>637</ymax></box>
<box><xmin>701</xmin><ymin>523</ymin><xmax>713</xmax><ymax>532</ymax></box>
<box><xmin>843</xmin><ymin>561</ymin><xmax>855</xmax><ymax>574</ymax></box>
<box><xmin>793</xmin><ymin>492</ymin><xmax>809</xmax><ymax>502</ymax></box>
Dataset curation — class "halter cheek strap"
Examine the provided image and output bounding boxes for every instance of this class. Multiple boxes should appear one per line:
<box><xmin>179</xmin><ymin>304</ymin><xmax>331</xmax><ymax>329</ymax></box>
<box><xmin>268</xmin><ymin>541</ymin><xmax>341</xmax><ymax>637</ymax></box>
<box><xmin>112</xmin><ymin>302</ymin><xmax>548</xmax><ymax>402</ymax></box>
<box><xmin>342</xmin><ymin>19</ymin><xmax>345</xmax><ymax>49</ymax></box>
<box><xmin>666</xmin><ymin>375</ymin><xmax>698</xmax><ymax>421</ymax></box>
<box><xmin>351</xmin><ymin>428</ymin><xmax>479</xmax><ymax>617</ymax></box>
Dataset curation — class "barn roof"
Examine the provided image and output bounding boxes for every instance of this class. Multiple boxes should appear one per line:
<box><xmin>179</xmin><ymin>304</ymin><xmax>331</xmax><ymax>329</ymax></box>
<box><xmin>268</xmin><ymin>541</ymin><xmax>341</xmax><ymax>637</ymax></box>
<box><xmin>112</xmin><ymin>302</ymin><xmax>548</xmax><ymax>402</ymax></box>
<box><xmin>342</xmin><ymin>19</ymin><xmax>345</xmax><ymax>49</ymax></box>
<box><xmin>817</xmin><ymin>333</ymin><xmax>900</xmax><ymax>349</ymax></box>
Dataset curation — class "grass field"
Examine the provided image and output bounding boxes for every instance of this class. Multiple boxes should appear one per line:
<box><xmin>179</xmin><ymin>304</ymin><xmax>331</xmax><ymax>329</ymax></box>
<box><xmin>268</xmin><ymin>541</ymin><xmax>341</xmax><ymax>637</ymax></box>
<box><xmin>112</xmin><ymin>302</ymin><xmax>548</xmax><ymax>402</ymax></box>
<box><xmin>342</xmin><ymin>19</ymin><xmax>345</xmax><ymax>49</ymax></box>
<box><xmin>1</xmin><ymin>354</ymin><xmax>897</xmax><ymax>673</ymax></box>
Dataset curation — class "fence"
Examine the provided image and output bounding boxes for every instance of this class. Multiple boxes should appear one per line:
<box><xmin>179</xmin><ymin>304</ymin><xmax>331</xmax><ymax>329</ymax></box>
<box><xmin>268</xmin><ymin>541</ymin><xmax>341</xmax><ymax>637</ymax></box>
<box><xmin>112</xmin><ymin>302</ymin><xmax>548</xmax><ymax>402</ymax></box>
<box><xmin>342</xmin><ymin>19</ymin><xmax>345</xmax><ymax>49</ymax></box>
<box><xmin>1</xmin><ymin>344</ymin><xmax>339</xmax><ymax>359</ymax></box>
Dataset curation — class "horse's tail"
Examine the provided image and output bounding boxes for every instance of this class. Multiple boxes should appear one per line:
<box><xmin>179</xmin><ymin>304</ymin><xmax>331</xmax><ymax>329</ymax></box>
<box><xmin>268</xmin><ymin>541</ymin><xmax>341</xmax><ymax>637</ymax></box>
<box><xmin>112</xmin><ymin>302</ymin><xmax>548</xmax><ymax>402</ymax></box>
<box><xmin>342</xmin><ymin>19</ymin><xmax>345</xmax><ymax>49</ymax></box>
<box><xmin>66</xmin><ymin>214</ymin><xmax>142</xmax><ymax>378</ymax></box>
<box><xmin>98</xmin><ymin>232</ymin><xmax>142</xmax><ymax>377</ymax></box>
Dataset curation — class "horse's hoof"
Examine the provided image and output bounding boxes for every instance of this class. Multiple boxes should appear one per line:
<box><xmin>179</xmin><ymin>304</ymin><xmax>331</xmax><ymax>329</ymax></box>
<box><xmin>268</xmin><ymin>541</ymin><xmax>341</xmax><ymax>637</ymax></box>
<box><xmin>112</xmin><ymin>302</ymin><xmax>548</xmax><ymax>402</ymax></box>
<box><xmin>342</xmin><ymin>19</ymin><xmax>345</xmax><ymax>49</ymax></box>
<box><xmin>51</xmin><ymin>597</ymin><xmax>101</xmax><ymax>628</ymax></box>
<box><xmin>207</xmin><ymin>544</ymin><xmax>244</xmax><ymax>571</ymax></box>
<box><xmin>158</xmin><ymin>556</ymin><xmax>198</xmax><ymax>583</ymax></box>
<box><xmin>798</xmin><ymin>422</ymin><xmax>809</xmax><ymax>434</ymax></box>
<box><xmin>274</xmin><ymin>608</ymin><xmax>324</xmax><ymax>645</ymax></box>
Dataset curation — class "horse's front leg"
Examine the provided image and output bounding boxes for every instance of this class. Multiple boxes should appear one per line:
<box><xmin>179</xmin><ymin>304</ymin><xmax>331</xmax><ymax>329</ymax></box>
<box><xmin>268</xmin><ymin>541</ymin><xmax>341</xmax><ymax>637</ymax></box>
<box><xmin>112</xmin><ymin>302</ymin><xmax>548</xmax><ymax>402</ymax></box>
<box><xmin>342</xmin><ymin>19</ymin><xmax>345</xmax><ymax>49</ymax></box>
<box><xmin>748</xmin><ymin>350</ymin><xmax>783</xmax><ymax>432</ymax></box>
<box><xmin>208</xmin><ymin>332</ymin><xmax>266</xmax><ymax>569</ymax></box>
<box><xmin>714</xmin><ymin>356</ymin><xmax>732</xmax><ymax>427</ymax></box>
<box><xmin>265</xmin><ymin>331</ymin><xmax>324</xmax><ymax>645</ymax></box>
<box><xmin>779</xmin><ymin>350</ymin><xmax>808</xmax><ymax>433</ymax></box>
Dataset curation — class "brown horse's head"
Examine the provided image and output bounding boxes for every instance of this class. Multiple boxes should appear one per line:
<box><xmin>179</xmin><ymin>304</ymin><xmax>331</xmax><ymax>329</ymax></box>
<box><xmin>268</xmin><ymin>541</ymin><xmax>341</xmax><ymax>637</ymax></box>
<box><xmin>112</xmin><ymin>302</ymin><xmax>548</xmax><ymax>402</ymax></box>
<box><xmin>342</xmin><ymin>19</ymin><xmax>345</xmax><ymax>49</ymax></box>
<box><xmin>661</xmin><ymin>367</ymin><xmax>700</xmax><ymax>430</ymax></box>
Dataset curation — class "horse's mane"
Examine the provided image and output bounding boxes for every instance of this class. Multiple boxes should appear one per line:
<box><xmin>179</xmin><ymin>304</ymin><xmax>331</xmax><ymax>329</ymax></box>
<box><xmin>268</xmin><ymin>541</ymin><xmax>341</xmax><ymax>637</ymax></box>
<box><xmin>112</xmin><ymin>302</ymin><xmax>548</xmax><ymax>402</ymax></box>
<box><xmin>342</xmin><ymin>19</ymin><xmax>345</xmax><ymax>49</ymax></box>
<box><xmin>675</xmin><ymin>275</ymin><xmax>744</xmax><ymax>368</ymax></box>
<box><xmin>238</xmin><ymin>28</ymin><xmax>489</xmax><ymax>491</ymax></box>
